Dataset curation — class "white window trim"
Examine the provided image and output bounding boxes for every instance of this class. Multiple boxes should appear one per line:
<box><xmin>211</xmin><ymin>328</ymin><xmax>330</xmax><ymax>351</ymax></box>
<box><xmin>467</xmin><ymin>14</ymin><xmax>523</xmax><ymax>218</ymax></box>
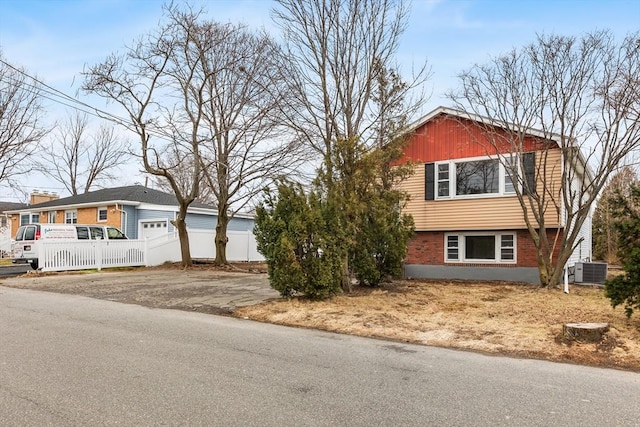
<box><xmin>435</xmin><ymin>154</ymin><xmax>520</xmax><ymax>200</ymax></box>
<box><xmin>502</xmin><ymin>154</ymin><xmax>519</xmax><ymax>195</ymax></box>
<box><xmin>20</xmin><ymin>212</ymin><xmax>40</xmax><ymax>225</ymax></box>
<box><xmin>48</xmin><ymin>211</ymin><xmax>56</xmax><ymax>223</ymax></box>
<box><xmin>97</xmin><ymin>207</ymin><xmax>108</xmax><ymax>222</ymax></box>
<box><xmin>65</xmin><ymin>210</ymin><xmax>78</xmax><ymax>224</ymax></box>
<box><xmin>445</xmin><ymin>232</ymin><xmax>517</xmax><ymax>264</ymax></box>
<box><xmin>20</xmin><ymin>212</ymin><xmax>31</xmax><ymax>226</ymax></box>
<box><xmin>437</xmin><ymin>163</ymin><xmax>450</xmax><ymax>198</ymax></box>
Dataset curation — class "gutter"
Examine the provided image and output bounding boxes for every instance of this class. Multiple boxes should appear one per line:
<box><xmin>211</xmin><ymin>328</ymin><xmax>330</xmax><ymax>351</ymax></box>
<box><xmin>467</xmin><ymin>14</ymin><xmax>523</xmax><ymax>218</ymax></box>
<box><xmin>5</xmin><ymin>200</ymin><xmax>142</xmax><ymax>214</ymax></box>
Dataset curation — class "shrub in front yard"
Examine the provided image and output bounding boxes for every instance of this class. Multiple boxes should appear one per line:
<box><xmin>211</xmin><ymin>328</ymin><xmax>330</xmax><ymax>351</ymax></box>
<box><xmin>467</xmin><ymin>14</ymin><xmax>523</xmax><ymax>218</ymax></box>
<box><xmin>254</xmin><ymin>180</ymin><xmax>344</xmax><ymax>299</ymax></box>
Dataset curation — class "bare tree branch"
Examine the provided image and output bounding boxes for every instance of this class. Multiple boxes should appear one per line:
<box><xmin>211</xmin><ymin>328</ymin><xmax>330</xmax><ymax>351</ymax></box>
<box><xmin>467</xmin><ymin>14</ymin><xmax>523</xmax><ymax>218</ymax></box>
<box><xmin>448</xmin><ymin>30</ymin><xmax>640</xmax><ymax>286</ymax></box>
<box><xmin>82</xmin><ymin>4</ymin><xmax>211</xmax><ymax>267</ymax></box>
<box><xmin>272</xmin><ymin>0</ymin><xmax>430</xmax><ymax>182</ymax></box>
<box><xmin>0</xmin><ymin>53</ymin><xmax>48</xmax><ymax>188</ymax></box>
<box><xmin>36</xmin><ymin>112</ymin><xmax>129</xmax><ymax>195</ymax></box>
<box><xmin>188</xmin><ymin>22</ymin><xmax>305</xmax><ymax>264</ymax></box>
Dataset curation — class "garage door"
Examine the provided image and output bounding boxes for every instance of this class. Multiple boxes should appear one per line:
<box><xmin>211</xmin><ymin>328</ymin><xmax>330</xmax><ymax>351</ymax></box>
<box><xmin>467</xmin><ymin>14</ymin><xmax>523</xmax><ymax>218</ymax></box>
<box><xmin>141</xmin><ymin>221</ymin><xmax>168</xmax><ymax>240</ymax></box>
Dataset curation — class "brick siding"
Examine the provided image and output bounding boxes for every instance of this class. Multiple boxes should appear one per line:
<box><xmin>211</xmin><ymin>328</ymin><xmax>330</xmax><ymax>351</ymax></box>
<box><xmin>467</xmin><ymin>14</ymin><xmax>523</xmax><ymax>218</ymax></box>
<box><xmin>406</xmin><ymin>229</ymin><xmax>563</xmax><ymax>268</ymax></box>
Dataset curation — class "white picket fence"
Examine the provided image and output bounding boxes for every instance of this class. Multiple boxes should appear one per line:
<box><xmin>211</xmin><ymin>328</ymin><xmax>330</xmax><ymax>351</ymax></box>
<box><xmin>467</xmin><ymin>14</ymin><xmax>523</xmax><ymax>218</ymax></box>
<box><xmin>39</xmin><ymin>239</ymin><xmax>146</xmax><ymax>272</ymax></box>
<box><xmin>39</xmin><ymin>229</ymin><xmax>264</xmax><ymax>272</ymax></box>
<box><xmin>0</xmin><ymin>225</ymin><xmax>11</xmax><ymax>256</ymax></box>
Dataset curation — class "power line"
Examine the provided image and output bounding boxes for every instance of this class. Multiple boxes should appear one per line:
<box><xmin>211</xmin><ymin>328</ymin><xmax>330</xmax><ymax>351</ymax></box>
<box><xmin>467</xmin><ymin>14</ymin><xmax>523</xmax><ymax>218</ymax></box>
<box><xmin>0</xmin><ymin>60</ymin><xmax>125</xmax><ymax>123</ymax></box>
<box><xmin>0</xmin><ymin>58</ymin><xmax>184</xmax><ymax>144</ymax></box>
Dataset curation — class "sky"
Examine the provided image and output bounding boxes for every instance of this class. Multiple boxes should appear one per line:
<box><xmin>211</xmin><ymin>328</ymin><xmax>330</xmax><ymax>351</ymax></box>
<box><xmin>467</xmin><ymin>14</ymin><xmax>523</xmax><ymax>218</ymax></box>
<box><xmin>0</xmin><ymin>0</ymin><xmax>639</xmax><ymax>201</ymax></box>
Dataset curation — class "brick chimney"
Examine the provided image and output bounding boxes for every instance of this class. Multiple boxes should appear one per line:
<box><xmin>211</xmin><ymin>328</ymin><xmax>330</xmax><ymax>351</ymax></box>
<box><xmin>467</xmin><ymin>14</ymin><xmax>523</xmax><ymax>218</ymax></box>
<box><xmin>30</xmin><ymin>190</ymin><xmax>59</xmax><ymax>205</ymax></box>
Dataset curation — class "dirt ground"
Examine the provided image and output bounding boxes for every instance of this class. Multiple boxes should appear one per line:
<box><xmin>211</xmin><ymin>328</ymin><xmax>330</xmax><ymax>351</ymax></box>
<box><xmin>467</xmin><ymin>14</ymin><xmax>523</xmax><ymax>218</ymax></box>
<box><xmin>3</xmin><ymin>264</ymin><xmax>639</xmax><ymax>371</ymax></box>
<box><xmin>235</xmin><ymin>279</ymin><xmax>640</xmax><ymax>372</ymax></box>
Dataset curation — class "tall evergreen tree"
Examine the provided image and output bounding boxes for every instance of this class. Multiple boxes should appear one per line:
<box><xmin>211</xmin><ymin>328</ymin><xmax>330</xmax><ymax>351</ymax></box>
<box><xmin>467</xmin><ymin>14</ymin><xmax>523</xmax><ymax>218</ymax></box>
<box><xmin>254</xmin><ymin>0</ymin><xmax>426</xmax><ymax>296</ymax></box>
<box><xmin>604</xmin><ymin>184</ymin><xmax>640</xmax><ymax>318</ymax></box>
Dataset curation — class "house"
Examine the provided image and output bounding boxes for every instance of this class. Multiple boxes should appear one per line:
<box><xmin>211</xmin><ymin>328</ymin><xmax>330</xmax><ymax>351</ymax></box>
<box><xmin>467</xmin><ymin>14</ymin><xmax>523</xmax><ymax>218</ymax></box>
<box><xmin>6</xmin><ymin>185</ymin><xmax>255</xmax><ymax>241</ymax></box>
<box><xmin>0</xmin><ymin>201</ymin><xmax>27</xmax><ymax>255</ymax></box>
<box><xmin>398</xmin><ymin>107</ymin><xmax>592</xmax><ymax>284</ymax></box>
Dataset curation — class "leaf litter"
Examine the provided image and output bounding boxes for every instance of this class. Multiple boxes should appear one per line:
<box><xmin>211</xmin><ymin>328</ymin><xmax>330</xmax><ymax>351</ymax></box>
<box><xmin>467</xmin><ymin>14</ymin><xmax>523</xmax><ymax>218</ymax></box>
<box><xmin>235</xmin><ymin>280</ymin><xmax>640</xmax><ymax>371</ymax></box>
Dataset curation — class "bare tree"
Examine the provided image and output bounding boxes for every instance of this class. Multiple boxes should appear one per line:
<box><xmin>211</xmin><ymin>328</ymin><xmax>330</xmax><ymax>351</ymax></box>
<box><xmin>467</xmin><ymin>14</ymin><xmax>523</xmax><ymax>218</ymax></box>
<box><xmin>272</xmin><ymin>0</ymin><xmax>429</xmax><ymax>184</ymax></box>
<box><xmin>36</xmin><ymin>112</ymin><xmax>129</xmax><ymax>195</ymax></box>
<box><xmin>448</xmin><ymin>30</ymin><xmax>640</xmax><ymax>287</ymax></box>
<box><xmin>83</xmin><ymin>5</ymin><xmax>301</xmax><ymax>266</ymax></box>
<box><xmin>150</xmin><ymin>150</ymin><xmax>216</xmax><ymax>206</ymax></box>
<box><xmin>0</xmin><ymin>53</ymin><xmax>48</xmax><ymax>187</ymax></box>
<box><xmin>271</xmin><ymin>0</ymin><xmax>429</xmax><ymax>291</ymax></box>
<box><xmin>82</xmin><ymin>5</ymin><xmax>217</xmax><ymax>267</ymax></box>
<box><xmin>195</xmin><ymin>23</ymin><xmax>303</xmax><ymax>265</ymax></box>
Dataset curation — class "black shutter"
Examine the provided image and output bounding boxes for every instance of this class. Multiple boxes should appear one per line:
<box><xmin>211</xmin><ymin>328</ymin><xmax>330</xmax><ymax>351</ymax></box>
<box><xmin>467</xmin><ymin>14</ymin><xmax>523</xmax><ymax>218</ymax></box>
<box><xmin>523</xmin><ymin>153</ymin><xmax>536</xmax><ymax>195</ymax></box>
<box><xmin>425</xmin><ymin>163</ymin><xmax>435</xmax><ymax>200</ymax></box>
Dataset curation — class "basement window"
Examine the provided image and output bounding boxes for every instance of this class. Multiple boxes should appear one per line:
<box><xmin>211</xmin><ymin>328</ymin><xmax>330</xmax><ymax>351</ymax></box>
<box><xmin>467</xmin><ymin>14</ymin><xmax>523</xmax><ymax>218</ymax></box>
<box><xmin>445</xmin><ymin>232</ymin><xmax>516</xmax><ymax>263</ymax></box>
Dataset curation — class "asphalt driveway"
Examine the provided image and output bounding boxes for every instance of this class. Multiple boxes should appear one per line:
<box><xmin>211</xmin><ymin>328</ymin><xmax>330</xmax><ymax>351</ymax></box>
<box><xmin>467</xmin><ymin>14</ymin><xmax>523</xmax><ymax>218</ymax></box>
<box><xmin>0</xmin><ymin>267</ymin><xmax>279</xmax><ymax>314</ymax></box>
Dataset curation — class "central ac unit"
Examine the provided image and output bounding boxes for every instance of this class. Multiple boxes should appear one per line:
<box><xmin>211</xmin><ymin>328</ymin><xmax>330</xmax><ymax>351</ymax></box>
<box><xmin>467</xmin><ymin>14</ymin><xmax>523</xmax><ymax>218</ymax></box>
<box><xmin>574</xmin><ymin>262</ymin><xmax>608</xmax><ymax>284</ymax></box>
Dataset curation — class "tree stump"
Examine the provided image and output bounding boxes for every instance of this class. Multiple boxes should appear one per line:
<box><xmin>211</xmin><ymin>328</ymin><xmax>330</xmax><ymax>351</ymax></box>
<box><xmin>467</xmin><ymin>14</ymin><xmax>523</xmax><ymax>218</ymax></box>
<box><xmin>563</xmin><ymin>322</ymin><xmax>609</xmax><ymax>342</ymax></box>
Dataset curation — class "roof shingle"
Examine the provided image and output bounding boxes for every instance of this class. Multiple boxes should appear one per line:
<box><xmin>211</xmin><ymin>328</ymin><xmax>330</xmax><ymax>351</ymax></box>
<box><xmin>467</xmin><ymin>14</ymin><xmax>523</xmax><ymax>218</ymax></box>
<box><xmin>25</xmin><ymin>185</ymin><xmax>215</xmax><ymax>210</ymax></box>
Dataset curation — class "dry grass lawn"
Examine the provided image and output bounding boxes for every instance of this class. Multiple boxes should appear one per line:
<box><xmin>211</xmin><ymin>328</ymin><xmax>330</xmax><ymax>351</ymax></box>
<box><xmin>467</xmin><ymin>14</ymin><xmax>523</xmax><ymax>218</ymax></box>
<box><xmin>235</xmin><ymin>279</ymin><xmax>640</xmax><ymax>372</ymax></box>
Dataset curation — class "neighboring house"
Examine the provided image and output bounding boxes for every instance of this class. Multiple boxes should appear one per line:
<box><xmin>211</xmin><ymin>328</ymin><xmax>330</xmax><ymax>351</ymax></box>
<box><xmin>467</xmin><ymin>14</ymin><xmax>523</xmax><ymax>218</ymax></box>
<box><xmin>0</xmin><ymin>201</ymin><xmax>28</xmax><ymax>255</ymax></box>
<box><xmin>398</xmin><ymin>107</ymin><xmax>592</xmax><ymax>284</ymax></box>
<box><xmin>6</xmin><ymin>185</ymin><xmax>255</xmax><ymax>241</ymax></box>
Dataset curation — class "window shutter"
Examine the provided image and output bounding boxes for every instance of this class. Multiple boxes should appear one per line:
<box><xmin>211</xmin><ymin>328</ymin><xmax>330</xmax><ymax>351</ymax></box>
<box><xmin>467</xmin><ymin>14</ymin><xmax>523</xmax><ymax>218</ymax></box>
<box><xmin>523</xmin><ymin>153</ymin><xmax>536</xmax><ymax>195</ymax></box>
<box><xmin>425</xmin><ymin>163</ymin><xmax>435</xmax><ymax>200</ymax></box>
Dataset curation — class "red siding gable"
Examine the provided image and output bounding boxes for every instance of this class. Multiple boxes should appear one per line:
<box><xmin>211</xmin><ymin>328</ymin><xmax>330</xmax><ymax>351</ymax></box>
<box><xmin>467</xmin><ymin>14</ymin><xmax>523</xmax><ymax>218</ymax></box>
<box><xmin>400</xmin><ymin>113</ymin><xmax>547</xmax><ymax>163</ymax></box>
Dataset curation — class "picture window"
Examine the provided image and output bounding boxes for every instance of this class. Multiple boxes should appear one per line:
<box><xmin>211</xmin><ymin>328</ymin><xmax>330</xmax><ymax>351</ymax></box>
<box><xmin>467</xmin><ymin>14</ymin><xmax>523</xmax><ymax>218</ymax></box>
<box><xmin>433</xmin><ymin>155</ymin><xmax>521</xmax><ymax>200</ymax></box>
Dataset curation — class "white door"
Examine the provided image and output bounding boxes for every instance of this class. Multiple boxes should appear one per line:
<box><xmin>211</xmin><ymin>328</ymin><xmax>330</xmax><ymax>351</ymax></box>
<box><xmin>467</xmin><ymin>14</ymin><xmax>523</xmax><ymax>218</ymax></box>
<box><xmin>140</xmin><ymin>220</ymin><xmax>168</xmax><ymax>240</ymax></box>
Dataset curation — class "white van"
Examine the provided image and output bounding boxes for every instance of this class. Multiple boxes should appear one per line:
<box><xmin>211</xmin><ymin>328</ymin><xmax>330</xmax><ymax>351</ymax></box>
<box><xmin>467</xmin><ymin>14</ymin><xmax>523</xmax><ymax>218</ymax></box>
<box><xmin>12</xmin><ymin>224</ymin><xmax>128</xmax><ymax>269</ymax></box>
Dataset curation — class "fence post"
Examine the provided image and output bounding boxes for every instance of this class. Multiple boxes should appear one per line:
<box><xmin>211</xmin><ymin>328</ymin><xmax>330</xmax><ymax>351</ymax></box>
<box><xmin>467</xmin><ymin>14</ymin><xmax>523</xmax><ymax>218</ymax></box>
<box><xmin>37</xmin><ymin>240</ymin><xmax>45</xmax><ymax>271</ymax></box>
<box><xmin>95</xmin><ymin>239</ymin><xmax>102</xmax><ymax>271</ymax></box>
<box><xmin>144</xmin><ymin>237</ymin><xmax>149</xmax><ymax>267</ymax></box>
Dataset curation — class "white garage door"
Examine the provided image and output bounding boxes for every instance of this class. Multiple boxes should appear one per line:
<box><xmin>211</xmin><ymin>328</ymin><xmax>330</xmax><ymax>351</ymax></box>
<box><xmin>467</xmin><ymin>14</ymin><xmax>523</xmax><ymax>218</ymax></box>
<box><xmin>141</xmin><ymin>220</ymin><xmax>168</xmax><ymax>240</ymax></box>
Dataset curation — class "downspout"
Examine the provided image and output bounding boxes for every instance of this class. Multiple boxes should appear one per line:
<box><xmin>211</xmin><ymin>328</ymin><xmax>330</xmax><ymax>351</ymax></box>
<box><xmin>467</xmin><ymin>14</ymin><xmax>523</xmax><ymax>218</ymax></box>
<box><xmin>114</xmin><ymin>203</ymin><xmax>128</xmax><ymax>237</ymax></box>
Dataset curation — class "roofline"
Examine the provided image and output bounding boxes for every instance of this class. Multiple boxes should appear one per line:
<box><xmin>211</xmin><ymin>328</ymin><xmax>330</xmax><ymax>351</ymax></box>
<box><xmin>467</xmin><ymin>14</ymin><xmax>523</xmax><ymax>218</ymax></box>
<box><xmin>233</xmin><ymin>212</ymin><xmax>255</xmax><ymax>220</ymax></box>
<box><xmin>137</xmin><ymin>204</ymin><xmax>254</xmax><ymax>218</ymax></box>
<box><xmin>5</xmin><ymin>200</ymin><xmax>141</xmax><ymax>214</ymax></box>
<box><xmin>5</xmin><ymin>200</ymin><xmax>232</xmax><ymax>217</ymax></box>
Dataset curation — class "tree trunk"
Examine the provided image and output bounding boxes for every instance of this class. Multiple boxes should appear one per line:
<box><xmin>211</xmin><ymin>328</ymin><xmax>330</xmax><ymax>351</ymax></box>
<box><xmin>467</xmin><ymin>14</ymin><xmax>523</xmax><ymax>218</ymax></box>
<box><xmin>563</xmin><ymin>323</ymin><xmax>609</xmax><ymax>342</ymax></box>
<box><xmin>537</xmin><ymin>253</ymin><xmax>553</xmax><ymax>287</ymax></box>
<box><xmin>214</xmin><ymin>208</ymin><xmax>229</xmax><ymax>266</ymax></box>
<box><xmin>341</xmin><ymin>256</ymin><xmax>352</xmax><ymax>293</ymax></box>
<box><xmin>176</xmin><ymin>204</ymin><xmax>192</xmax><ymax>268</ymax></box>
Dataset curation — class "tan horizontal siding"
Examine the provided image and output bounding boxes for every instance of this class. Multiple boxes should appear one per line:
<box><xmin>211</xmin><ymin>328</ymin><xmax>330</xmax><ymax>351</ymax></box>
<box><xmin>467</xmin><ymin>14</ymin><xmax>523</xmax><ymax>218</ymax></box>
<box><xmin>400</xmin><ymin>159</ymin><xmax>562</xmax><ymax>231</ymax></box>
<box><xmin>535</xmin><ymin>148</ymin><xmax>562</xmax><ymax>202</ymax></box>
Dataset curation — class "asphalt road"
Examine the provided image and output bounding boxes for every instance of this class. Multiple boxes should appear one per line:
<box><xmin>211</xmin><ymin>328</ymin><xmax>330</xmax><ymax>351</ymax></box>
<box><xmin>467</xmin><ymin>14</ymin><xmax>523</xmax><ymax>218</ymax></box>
<box><xmin>0</xmin><ymin>264</ymin><xmax>32</xmax><ymax>277</ymax></box>
<box><xmin>1</xmin><ymin>287</ymin><xmax>638</xmax><ymax>427</ymax></box>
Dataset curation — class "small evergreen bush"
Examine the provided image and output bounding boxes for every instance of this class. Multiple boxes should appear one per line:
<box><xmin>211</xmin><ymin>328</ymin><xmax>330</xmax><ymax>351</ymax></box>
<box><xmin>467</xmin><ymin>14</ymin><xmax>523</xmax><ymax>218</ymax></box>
<box><xmin>254</xmin><ymin>180</ymin><xmax>344</xmax><ymax>299</ymax></box>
